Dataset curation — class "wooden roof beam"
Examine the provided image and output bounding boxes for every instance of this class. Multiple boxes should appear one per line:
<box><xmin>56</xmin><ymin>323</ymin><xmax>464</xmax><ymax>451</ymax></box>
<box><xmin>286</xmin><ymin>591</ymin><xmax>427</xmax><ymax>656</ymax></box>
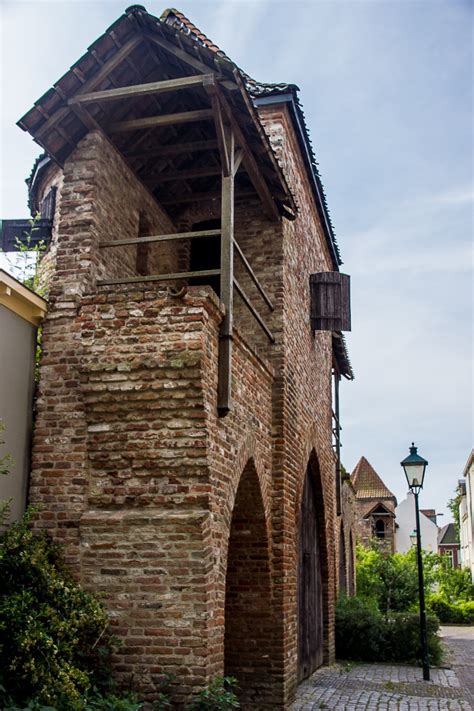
<box><xmin>30</xmin><ymin>35</ymin><xmax>141</xmax><ymax>139</ymax></box>
<box><xmin>217</xmin><ymin>87</ymin><xmax>280</xmax><ymax>221</ymax></box>
<box><xmin>149</xmin><ymin>166</ymin><xmax>223</xmax><ymax>185</ymax></box>
<box><xmin>69</xmin><ymin>73</ymin><xmax>216</xmax><ymax>105</ymax></box>
<box><xmin>125</xmin><ymin>139</ymin><xmax>218</xmax><ymax>160</ymax></box>
<box><xmin>108</xmin><ymin>109</ymin><xmax>213</xmax><ymax>132</ymax></box>
<box><xmin>145</xmin><ymin>29</ymin><xmax>239</xmax><ymax>91</ymax></box>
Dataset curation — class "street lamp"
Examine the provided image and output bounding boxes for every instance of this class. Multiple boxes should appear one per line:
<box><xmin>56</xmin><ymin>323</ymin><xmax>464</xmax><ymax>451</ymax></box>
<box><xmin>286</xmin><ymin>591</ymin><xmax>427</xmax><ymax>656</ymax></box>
<box><xmin>401</xmin><ymin>443</ymin><xmax>430</xmax><ymax>681</ymax></box>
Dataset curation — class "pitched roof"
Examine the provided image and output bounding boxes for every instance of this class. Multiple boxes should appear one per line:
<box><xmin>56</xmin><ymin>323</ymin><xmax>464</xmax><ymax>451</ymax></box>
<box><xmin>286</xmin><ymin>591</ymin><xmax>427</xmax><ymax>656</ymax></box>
<box><xmin>438</xmin><ymin>523</ymin><xmax>459</xmax><ymax>546</ymax></box>
<box><xmin>351</xmin><ymin>457</ymin><xmax>396</xmax><ymax>501</ymax></box>
<box><xmin>19</xmin><ymin>5</ymin><xmax>343</xmax><ymax>267</ymax></box>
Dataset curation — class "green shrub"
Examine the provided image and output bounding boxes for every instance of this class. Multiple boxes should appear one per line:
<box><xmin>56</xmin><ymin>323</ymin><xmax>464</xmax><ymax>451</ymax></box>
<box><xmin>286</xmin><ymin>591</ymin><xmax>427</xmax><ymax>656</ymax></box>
<box><xmin>1</xmin><ymin>692</ymin><xmax>144</xmax><ymax>711</ymax></box>
<box><xmin>0</xmin><ymin>513</ymin><xmax>114</xmax><ymax>708</ymax></box>
<box><xmin>383</xmin><ymin>612</ymin><xmax>442</xmax><ymax>666</ymax></box>
<box><xmin>335</xmin><ymin>596</ymin><xmax>384</xmax><ymax>662</ymax></box>
<box><xmin>188</xmin><ymin>677</ymin><xmax>240</xmax><ymax>710</ymax></box>
<box><xmin>336</xmin><ymin>597</ymin><xmax>442</xmax><ymax>665</ymax></box>
<box><xmin>427</xmin><ymin>594</ymin><xmax>474</xmax><ymax>624</ymax></box>
<box><xmin>458</xmin><ymin>600</ymin><xmax>474</xmax><ymax>623</ymax></box>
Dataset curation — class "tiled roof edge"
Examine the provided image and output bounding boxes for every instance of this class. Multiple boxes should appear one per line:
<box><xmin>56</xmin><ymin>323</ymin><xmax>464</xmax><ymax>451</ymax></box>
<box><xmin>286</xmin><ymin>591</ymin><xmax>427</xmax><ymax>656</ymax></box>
<box><xmin>253</xmin><ymin>87</ymin><xmax>342</xmax><ymax>268</ymax></box>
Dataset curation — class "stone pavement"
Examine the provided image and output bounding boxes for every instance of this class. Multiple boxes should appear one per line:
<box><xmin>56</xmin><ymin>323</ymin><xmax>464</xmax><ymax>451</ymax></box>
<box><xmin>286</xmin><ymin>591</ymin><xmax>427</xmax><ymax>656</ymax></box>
<box><xmin>291</xmin><ymin>626</ymin><xmax>474</xmax><ymax>710</ymax></box>
<box><xmin>439</xmin><ymin>626</ymin><xmax>474</xmax><ymax>704</ymax></box>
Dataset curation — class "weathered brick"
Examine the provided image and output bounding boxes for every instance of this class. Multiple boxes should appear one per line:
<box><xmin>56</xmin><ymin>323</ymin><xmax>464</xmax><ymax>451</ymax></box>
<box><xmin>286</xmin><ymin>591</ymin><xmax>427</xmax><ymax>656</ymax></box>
<box><xmin>29</xmin><ymin>99</ymin><xmax>351</xmax><ymax>709</ymax></box>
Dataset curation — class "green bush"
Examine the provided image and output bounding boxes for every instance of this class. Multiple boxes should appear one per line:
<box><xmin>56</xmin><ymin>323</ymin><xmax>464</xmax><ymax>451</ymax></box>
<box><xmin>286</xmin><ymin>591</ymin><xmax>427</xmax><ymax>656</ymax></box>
<box><xmin>188</xmin><ymin>677</ymin><xmax>240</xmax><ymax>710</ymax></box>
<box><xmin>335</xmin><ymin>596</ymin><xmax>384</xmax><ymax>662</ymax></box>
<box><xmin>427</xmin><ymin>594</ymin><xmax>474</xmax><ymax>624</ymax></box>
<box><xmin>1</xmin><ymin>692</ymin><xmax>144</xmax><ymax>711</ymax></box>
<box><xmin>0</xmin><ymin>513</ymin><xmax>115</xmax><ymax>708</ymax></box>
<box><xmin>383</xmin><ymin>612</ymin><xmax>442</xmax><ymax>666</ymax></box>
<box><xmin>336</xmin><ymin>597</ymin><xmax>442</xmax><ymax>665</ymax></box>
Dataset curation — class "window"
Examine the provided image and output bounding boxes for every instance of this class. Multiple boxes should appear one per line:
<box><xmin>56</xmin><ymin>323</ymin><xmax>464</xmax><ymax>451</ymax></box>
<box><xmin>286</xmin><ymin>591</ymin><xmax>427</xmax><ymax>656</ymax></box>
<box><xmin>375</xmin><ymin>519</ymin><xmax>385</xmax><ymax>539</ymax></box>
<box><xmin>444</xmin><ymin>549</ymin><xmax>454</xmax><ymax>568</ymax></box>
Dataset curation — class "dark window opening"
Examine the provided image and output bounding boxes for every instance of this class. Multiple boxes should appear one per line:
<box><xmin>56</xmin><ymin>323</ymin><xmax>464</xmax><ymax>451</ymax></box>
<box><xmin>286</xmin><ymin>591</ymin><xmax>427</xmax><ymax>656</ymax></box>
<box><xmin>40</xmin><ymin>187</ymin><xmax>57</xmax><ymax>220</ymax></box>
<box><xmin>375</xmin><ymin>519</ymin><xmax>385</xmax><ymax>539</ymax></box>
<box><xmin>189</xmin><ymin>218</ymin><xmax>220</xmax><ymax>296</ymax></box>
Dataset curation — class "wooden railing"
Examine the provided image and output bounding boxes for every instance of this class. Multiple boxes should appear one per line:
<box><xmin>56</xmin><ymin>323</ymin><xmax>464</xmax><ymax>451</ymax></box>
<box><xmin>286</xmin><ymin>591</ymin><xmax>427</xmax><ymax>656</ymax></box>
<box><xmin>98</xmin><ymin>227</ymin><xmax>275</xmax><ymax>413</ymax></box>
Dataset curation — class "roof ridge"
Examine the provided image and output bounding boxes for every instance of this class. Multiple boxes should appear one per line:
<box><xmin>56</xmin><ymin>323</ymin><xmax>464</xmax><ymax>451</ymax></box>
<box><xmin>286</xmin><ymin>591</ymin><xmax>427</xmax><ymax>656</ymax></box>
<box><xmin>160</xmin><ymin>8</ymin><xmax>228</xmax><ymax>57</ymax></box>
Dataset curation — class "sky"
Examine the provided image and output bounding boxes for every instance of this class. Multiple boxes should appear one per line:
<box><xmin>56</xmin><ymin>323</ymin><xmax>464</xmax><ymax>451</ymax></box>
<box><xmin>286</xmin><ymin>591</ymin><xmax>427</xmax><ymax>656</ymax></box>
<box><xmin>1</xmin><ymin>0</ymin><xmax>473</xmax><ymax>520</ymax></box>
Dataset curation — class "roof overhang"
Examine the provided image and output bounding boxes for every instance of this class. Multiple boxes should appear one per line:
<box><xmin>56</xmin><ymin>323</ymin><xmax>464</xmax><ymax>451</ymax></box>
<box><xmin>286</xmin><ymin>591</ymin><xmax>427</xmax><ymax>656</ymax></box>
<box><xmin>17</xmin><ymin>5</ymin><xmax>296</xmax><ymax>223</ymax></box>
<box><xmin>0</xmin><ymin>269</ymin><xmax>47</xmax><ymax>326</ymax></box>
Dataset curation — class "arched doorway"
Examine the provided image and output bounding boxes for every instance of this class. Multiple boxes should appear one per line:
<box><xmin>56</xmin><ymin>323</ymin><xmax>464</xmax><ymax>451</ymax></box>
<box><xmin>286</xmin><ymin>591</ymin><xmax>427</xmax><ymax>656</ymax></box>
<box><xmin>338</xmin><ymin>522</ymin><xmax>347</xmax><ymax>595</ymax></box>
<box><xmin>224</xmin><ymin>460</ymin><xmax>273</xmax><ymax>706</ymax></box>
<box><xmin>297</xmin><ymin>457</ymin><xmax>328</xmax><ymax>682</ymax></box>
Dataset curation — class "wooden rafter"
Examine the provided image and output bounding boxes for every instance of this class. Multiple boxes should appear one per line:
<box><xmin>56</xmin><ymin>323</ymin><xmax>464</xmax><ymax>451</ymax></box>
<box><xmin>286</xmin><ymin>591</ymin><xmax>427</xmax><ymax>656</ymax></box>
<box><xmin>158</xmin><ymin>188</ymin><xmax>254</xmax><ymax>205</ymax></box>
<box><xmin>217</xmin><ymin>87</ymin><xmax>280</xmax><ymax>221</ymax></box>
<box><xmin>150</xmin><ymin>166</ymin><xmax>223</xmax><ymax>184</ymax></box>
<box><xmin>108</xmin><ymin>109</ymin><xmax>213</xmax><ymax>132</ymax></box>
<box><xmin>144</xmin><ymin>29</ymin><xmax>240</xmax><ymax>89</ymax></box>
<box><xmin>125</xmin><ymin>139</ymin><xmax>218</xmax><ymax>160</ymax></box>
<box><xmin>32</xmin><ymin>36</ymin><xmax>141</xmax><ymax>139</ymax></box>
<box><xmin>69</xmin><ymin>73</ymin><xmax>216</xmax><ymax>105</ymax></box>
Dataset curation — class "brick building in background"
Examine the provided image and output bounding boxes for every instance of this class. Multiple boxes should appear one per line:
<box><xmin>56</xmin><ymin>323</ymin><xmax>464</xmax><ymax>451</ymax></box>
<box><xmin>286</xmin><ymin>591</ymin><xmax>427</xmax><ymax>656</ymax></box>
<box><xmin>5</xmin><ymin>6</ymin><xmax>355</xmax><ymax>708</ymax></box>
<box><xmin>351</xmin><ymin>456</ymin><xmax>397</xmax><ymax>552</ymax></box>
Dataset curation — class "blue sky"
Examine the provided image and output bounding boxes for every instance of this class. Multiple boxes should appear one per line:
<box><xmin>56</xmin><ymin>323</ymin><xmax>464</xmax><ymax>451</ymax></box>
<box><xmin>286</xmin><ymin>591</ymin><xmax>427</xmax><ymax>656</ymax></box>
<box><xmin>1</xmin><ymin>0</ymin><xmax>472</xmax><ymax>519</ymax></box>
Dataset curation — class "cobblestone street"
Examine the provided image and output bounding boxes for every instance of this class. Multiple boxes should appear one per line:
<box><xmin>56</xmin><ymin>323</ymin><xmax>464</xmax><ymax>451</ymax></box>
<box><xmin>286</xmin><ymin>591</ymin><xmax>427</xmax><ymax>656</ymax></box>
<box><xmin>291</xmin><ymin>626</ymin><xmax>474</xmax><ymax>711</ymax></box>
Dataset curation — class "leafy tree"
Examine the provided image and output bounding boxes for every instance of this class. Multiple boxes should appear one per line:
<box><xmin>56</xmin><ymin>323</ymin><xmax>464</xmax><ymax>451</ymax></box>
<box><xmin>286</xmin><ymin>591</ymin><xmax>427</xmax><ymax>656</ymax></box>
<box><xmin>356</xmin><ymin>544</ymin><xmax>438</xmax><ymax>613</ymax></box>
<box><xmin>447</xmin><ymin>487</ymin><xmax>462</xmax><ymax>541</ymax></box>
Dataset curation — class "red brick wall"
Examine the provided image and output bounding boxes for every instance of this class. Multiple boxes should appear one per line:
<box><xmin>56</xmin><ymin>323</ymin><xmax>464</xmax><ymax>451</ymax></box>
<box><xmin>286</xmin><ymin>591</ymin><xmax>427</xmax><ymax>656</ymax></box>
<box><xmin>31</xmin><ymin>105</ymin><xmax>340</xmax><ymax>709</ymax></box>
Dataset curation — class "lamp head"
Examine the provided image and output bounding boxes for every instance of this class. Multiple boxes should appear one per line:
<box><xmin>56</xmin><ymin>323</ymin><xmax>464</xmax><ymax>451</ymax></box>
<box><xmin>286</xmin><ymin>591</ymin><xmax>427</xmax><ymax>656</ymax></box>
<box><xmin>401</xmin><ymin>442</ymin><xmax>428</xmax><ymax>493</ymax></box>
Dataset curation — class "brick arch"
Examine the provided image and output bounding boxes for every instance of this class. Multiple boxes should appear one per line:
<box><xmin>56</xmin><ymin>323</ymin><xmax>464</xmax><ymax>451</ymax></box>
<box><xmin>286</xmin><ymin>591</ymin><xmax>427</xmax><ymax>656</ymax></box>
<box><xmin>293</xmin><ymin>423</ymin><xmax>331</xmax><ymax>521</ymax></box>
<box><xmin>224</xmin><ymin>457</ymin><xmax>275</xmax><ymax>708</ymax></box>
<box><xmin>297</xmin><ymin>450</ymin><xmax>332</xmax><ymax>678</ymax></box>
<box><xmin>225</xmin><ymin>433</ymin><xmax>271</xmax><ymax>527</ymax></box>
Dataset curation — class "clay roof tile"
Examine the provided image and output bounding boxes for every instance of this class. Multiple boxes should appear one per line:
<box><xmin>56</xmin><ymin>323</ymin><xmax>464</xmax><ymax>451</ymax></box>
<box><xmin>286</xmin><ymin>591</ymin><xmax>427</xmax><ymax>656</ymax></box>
<box><xmin>351</xmin><ymin>456</ymin><xmax>396</xmax><ymax>501</ymax></box>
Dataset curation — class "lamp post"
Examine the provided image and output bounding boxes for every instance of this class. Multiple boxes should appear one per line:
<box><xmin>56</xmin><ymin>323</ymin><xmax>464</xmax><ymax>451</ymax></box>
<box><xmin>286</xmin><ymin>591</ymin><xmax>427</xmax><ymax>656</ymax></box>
<box><xmin>401</xmin><ymin>443</ymin><xmax>430</xmax><ymax>681</ymax></box>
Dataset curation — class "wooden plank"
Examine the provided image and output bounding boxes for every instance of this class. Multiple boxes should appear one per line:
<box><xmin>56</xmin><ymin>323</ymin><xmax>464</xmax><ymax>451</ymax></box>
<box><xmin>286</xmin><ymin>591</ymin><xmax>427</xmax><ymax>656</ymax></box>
<box><xmin>108</xmin><ymin>109</ymin><xmax>213</xmax><ymax>132</ymax></box>
<box><xmin>99</xmin><ymin>229</ymin><xmax>221</xmax><ymax>248</ymax></box>
<box><xmin>204</xmin><ymin>76</ymin><xmax>231</xmax><ymax>177</ymax></box>
<box><xmin>234</xmin><ymin>240</ymin><xmax>274</xmax><ymax>311</ymax></box>
<box><xmin>233</xmin><ymin>148</ymin><xmax>244</xmax><ymax>176</ymax></box>
<box><xmin>146</xmin><ymin>29</ymin><xmax>226</xmax><ymax>80</ymax></box>
<box><xmin>69</xmin><ymin>73</ymin><xmax>215</xmax><ymax>105</ymax></box>
<box><xmin>234</xmin><ymin>278</ymin><xmax>275</xmax><ymax>343</ymax></box>
<box><xmin>150</xmin><ymin>166</ymin><xmax>223</xmax><ymax>184</ymax></box>
<box><xmin>125</xmin><ymin>139</ymin><xmax>218</xmax><ymax>160</ymax></box>
<box><xmin>218</xmin><ymin>127</ymin><xmax>235</xmax><ymax>415</ymax></box>
<box><xmin>98</xmin><ymin>268</ymin><xmax>220</xmax><ymax>287</ymax></box>
<box><xmin>158</xmin><ymin>189</ymin><xmax>254</xmax><ymax>205</ymax></box>
<box><xmin>69</xmin><ymin>101</ymin><xmax>103</xmax><ymax>133</ymax></box>
<box><xmin>34</xmin><ymin>36</ymin><xmax>141</xmax><ymax>139</ymax></box>
<box><xmin>217</xmin><ymin>88</ymin><xmax>280</xmax><ymax>221</ymax></box>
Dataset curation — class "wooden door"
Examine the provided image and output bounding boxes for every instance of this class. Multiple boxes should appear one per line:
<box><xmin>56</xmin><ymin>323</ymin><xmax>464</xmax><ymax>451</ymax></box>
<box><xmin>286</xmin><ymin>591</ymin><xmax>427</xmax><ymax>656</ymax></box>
<box><xmin>298</xmin><ymin>467</ymin><xmax>324</xmax><ymax>681</ymax></box>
